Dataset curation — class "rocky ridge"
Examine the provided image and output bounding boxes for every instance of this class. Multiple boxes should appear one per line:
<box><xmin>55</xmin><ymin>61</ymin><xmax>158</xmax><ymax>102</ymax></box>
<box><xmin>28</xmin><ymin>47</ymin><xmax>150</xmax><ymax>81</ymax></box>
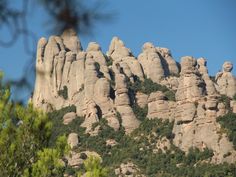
<box><xmin>33</xmin><ymin>30</ymin><xmax>236</xmax><ymax>164</ymax></box>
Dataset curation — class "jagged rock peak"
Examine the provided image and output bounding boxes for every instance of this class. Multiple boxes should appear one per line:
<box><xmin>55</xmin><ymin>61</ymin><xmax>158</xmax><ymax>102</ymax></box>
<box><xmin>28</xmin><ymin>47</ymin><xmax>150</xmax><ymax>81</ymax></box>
<box><xmin>107</xmin><ymin>36</ymin><xmax>132</xmax><ymax>61</ymax></box>
<box><xmin>86</xmin><ymin>42</ymin><xmax>101</xmax><ymax>52</ymax></box>
<box><xmin>61</xmin><ymin>28</ymin><xmax>82</xmax><ymax>52</ymax></box>
<box><xmin>32</xmin><ymin>32</ymin><xmax>236</xmax><ymax>142</ymax></box>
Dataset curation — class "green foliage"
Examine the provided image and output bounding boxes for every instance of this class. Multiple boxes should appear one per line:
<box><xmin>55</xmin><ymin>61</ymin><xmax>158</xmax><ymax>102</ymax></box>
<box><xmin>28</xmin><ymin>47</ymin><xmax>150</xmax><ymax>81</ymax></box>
<box><xmin>0</xmin><ymin>72</ymin><xmax>72</xmax><ymax>177</ymax></box>
<box><xmin>23</xmin><ymin>136</ymin><xmax>68</xmax><ymax>177</ymax></box>
<box><xmin>78</xmin><ymin>156</ymin><xmax>108</xmax><ymax>177</ymax></box>
<box><xmin>186</xmin><ymin>147</ymin><xmax>214</xmax><ymax>165</ymax></box>
<box><xmin>0</xmin><ymin>72</ymin><xmax>63</xmax><ymax>177</ymax></box>
<box><xmin>218</xmin><ymin>95</ymin><xmax>231</xmax><ymax>111</ymax></box>
<box><xmin>71</xmin><ymin>116</ymin><xmax>236</xmax><ymax>177</ymax></box>
<box><xmin>128</xmin><ymin>77</ymin><xmax>176</xmax><ymax>101</ymax></box>
<box><xmin>0</xmin><ymin>103</ymin><xmax>52</xmax><ymax>176</ymax></box>
<box><xmin>58</xmin><ymin>86</ymin><xmax>68</xmax><ymax>99</ymax></box>
<box><xmin>132</xmin><ymin>104</ymin><xmax>148</xmax><ymax>121</ymax></box>
<box><xmin>133</xmin><ymin>119</ymin><xmax>174</xmax><ymax>140</ymax></box>
<box><xmin>48</xmin><ymin>105</ymin><xmax>84</xmax><ymax>147</ymax></box>
<box><xmin>95</xmin><ymin>62</ymin><xmax>104</xmax><ymax>78</ymax></box>
<box><xmin>217</xmin><ymin>112</ymin><xmax>236</xmax><ymax>149</ymax></box>
<box><xmin>39</xmin><ymin>101</ymin><xmax>236</xmax><ymax>177</ymax></box>
<box><xmin>105</xmin><ymin>56</ymin><xmax>113</xmax><ymax>66</ymax></box>
<box><xmin>233</xmin><ymin>94</ymin><xmax>236</xmax><ymax>101</ymax></box>
<box><xmin>116</xmin><ymin>111</ymin><xmax>122</xmax><ymax>126</ymax></box>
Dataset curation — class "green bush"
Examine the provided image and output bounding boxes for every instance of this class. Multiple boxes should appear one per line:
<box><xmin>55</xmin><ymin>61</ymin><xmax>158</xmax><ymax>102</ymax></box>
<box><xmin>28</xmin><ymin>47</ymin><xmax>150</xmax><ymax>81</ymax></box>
<box><xmin>0</xmin><ymin>72</ymin><xmax>70</xmax><ymax>177</ymax></box>
<box><xmin>58</xmin><ymin>86</ymin><xmax>68</xmax><ymax>99</ymax></box>
<box><xmin>105</xmin><ymin>56</ymin><xmax>113</xmax><ymax>66</ymax></box>
<box><xmin>48</xmin><ymin>105</ymin><xmax>84</xmax><ymax>147</ymax></box>
<box><xmin>186</xmin><ymin>147</ymin><xmax>214</xmax><ymax>165</ymax></box>
<box><xmin>46</xmin><ymin>106</ymin><xmax>236</xmax><ymax>177</ymax></box>
<box><xmin>133</xmin><ymin>119</ymin><xmax>175</xmax><ymax>140</ymax></box>
<box><xmin>218</xmin><ymin>95</ymin><xmax>231</xmax><ymax>111</ymax></box>
<box><xmin>233</xmin><ymin>94</ymin><xmax>236</xmax><ymax>101</ymax></box>
<box><xmin>128</xmin><ymin>77</ymin><xmax>176</xmax><ymax>101</ymax></box>
<box><xmin>132</xmin><ymin>104</ymin><xmax>148</xmax><ymax>121</ymax></box>
<box><xmin>217</xmin><ymin>112</ymin><xmax>236</xmax><ymax>149</ymax></box>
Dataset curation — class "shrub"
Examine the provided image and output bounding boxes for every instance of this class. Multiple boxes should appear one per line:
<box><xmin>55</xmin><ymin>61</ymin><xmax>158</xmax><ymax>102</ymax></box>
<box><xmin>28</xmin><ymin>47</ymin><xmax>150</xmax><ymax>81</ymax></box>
<box><xmin>58</xmin><ymin>86</ymin><xmax>68</xmax><ymax>99</ymax></box>
<box><xmin>186</xmin><ymin>147</ymin><xmax>214</xmax><ymax>165</ymax></box>
<box><xmin>132</xmin><ymin>104</ymin><xmax>148</xmax><ymax>121</ymax></box>
<box><xmin>106</xmin><ymin>56</ymin><xmax>113</xmax><ymax>66</ymax></box>
<box><xmin>128</xmin><ymin>77</ymin><xmax>176</xmax><ymax>101</ymax></box>
<box><xmin>218</xmin><ymin>95</ymin><xmax>231</xmax><ymax>111</ymax></box>
<box><xmin>79</xmin><ymin>155</ymin><xmax>108</xmax><ymax>177</ymax></box>
<box><xmin>233</xmin><ymin>94</ymin><xmax>236</xmax><ymax>101</ymax></box>
<box><xmin>217</xmin><ymin>112</ymin><xmax>236</xmax><ymax>149</ymax></box>
<box><xmin>0</xmin><ymin>72</ymin><xmax>70</xmax><ymax>177</ymax></box>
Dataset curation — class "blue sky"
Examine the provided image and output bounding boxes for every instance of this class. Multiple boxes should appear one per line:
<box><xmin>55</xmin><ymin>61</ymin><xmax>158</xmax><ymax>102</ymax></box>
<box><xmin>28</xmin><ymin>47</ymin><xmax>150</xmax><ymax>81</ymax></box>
<box><xmin>0</xmin><ymin>0</ymin><xmax>236</xmax><ymax>98</ymax></box>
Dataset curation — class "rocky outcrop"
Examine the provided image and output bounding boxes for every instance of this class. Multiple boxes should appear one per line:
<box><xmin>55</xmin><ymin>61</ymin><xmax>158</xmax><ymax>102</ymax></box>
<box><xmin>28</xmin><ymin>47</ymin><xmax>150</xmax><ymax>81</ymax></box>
<box><xmin>147</xmin><ymin>91</ymin><xmax>175</xmax><ymax>120</ymax></box>
<box><xmin>67</xmin><ymin>133</ymin><xmax>79</xmax><ymax>149</ymax></box>
<box><xmin>175</xmin><ymin>56</ymin><xmax>205</xmax><ymax>102</ymax></box>
<box><xmin>216</xmin><ymin>61</ymin><xmax>236</xmax><ymax>98</ymax></box>
<box><xmin>138</xmin><ymin>42</ymin><xmax>164</xmax><ymax>83</ymax></box>
<box><xmin>33</xmin><ymin>31</ymin><xmax>236</xmax><ymax>164</ymax></box>
<box><xmin>114</xmin><ymin>64</ymin><xmax>140</xmax><ymax>133</ymax></box>
<box><xmin>173</xmin><ymin>57</ymin><xmax>236</xmax><ymax>163</ymax></box>
<box><xmin>135</xmin><ymin>92</ymin><xmax>148</xmax><ymax>108</ymax></box>
<box><xmin>156</xmin><ymin>47</ymin><xmax>179</xmax><ymax>76</ymax></box>
<box><xmin>197</xmin><ymin>58</ymin><xmax>217</xmax><ymax>96</ymax></box>
<box><xmin>63</xmin><ymin>112</ymin><xmax>77</xmax><ymax>125</ymax></box>
<box><xmin>107</xmin><ymin>37</ymin><xmax>144</xmax><ymax>81</ymax></box>
<box><xmin>93</xmin><ymin>78</ymin><xmax>119</xmax><ymax>130</ymax></box>
<box><xmin>115</xmin><ymin>162</ymin><xmax>146</xmax><ymax>177</ymax></box>
<box><xmin>66</xmin><ymin>151</ymin><xmax>100</xmax><ymax>169</ymax></box>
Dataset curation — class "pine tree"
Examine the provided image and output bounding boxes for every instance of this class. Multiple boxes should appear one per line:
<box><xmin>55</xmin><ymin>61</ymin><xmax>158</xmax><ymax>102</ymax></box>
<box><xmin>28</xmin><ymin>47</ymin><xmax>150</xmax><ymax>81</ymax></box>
<box><xmin>0</xmin><ymin>71</ymin><xmax>65</xmax><ymax>177</ymax></box>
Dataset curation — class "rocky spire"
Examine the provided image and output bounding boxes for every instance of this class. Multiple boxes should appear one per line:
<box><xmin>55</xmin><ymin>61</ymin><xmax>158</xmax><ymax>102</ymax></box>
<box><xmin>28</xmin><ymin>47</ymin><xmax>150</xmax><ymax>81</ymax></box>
<box><xmin>138</xmin><ymin>42</ymin><xmax>164</xmax><ymax>83</ymax></box>
<box><xmin>216</xmin><ymin>61</ymin><xmax>236</xmax><ymax>98</ymax></box>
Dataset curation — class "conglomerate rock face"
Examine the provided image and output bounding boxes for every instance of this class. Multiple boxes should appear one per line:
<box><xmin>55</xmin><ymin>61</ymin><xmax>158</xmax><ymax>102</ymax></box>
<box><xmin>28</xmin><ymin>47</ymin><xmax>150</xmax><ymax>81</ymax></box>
<box><xmin>173</xmin><ymin>57</ymin><xmax>236</xmax><ymax>163</ymax></box>
<box><xmin>32</xmin><ymin>30</ymin><xmax>236</xmax><ymax>163</ymax></box>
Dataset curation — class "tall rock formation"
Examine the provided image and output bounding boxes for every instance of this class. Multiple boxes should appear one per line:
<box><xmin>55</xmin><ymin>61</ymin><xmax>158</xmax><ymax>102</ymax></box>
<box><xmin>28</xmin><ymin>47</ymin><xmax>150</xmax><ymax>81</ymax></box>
<box><xmin>216</xmin><ymin>61</ymin><xmax>236</xmax><ymax>98</ymax></box>
<box><xmin>138</xmin><ymin>42</ymin><xmax>164</xmax><ymax>83</ymax></box>
<box><xmin>173</xmin><ymin>57</ymin><xmax>236</xmax><ymax>163</ymax></box>
<box><xmin>33</xmin><ymin>31</ymin><xmax>236</xmax><ymax>163</ymax></box>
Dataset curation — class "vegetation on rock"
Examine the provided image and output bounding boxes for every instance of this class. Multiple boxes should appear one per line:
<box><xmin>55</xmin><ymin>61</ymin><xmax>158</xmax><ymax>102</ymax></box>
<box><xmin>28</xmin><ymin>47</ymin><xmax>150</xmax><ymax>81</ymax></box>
<box><xmin>128</xmin><ymin>77</ymin><xmax>176</xmax><ymax>101</ymax></box>
<box><xmin>218</xmin><ymin>95</ymin><xmax>231</xmax><ymax>111</ymax></box>
<box><xmin>217</xmin><ymin>112</ymin><xmax>236</xmax><ymax>149</ymax></box>
<box><xmin>48</xmin><ymin>105</ymin><xmax>236</xmax><ymax>177</ymax></box>
<box><xmin>58</xmin><ymin>86</ymin><xmax>68</xmax><ymax>100</ymax></box>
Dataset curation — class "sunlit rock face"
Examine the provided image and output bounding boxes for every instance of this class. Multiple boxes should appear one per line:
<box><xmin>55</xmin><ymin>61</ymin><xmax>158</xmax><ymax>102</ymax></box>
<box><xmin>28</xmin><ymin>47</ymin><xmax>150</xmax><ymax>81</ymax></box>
<box><xmin>216</xmin><ymin>61</ymin><xmax>236</xmax><ymax>98</ymax></box>
<box><xmin>33</xmin><ymin>30</ymin><xmax>236</xmax><ymax>163</ymax></box>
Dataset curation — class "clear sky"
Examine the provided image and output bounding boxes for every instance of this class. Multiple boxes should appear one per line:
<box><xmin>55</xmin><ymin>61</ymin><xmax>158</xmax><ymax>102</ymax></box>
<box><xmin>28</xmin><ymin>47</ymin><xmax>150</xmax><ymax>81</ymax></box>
<box><xmin>0</xmin><ymin>0</ymin><xmax>236</xmax><ymax>99</ymax></box>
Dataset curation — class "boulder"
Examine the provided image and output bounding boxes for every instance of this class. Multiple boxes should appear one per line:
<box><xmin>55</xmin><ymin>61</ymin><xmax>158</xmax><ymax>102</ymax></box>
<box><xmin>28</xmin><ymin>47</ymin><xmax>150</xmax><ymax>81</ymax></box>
<box><xmin>67</xmin><ymin>133</ymin><xmax>79</xmax><ymax>149</ymax></box>
<box><xmin>147</xmin><ymin>91</ymin><xmax>175</xmax><ymax>120</ymax></box>
<box><xmin>63</xmin><ymin>112</ymin><xmax>77</xmax><ymax>125</ymax></box>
